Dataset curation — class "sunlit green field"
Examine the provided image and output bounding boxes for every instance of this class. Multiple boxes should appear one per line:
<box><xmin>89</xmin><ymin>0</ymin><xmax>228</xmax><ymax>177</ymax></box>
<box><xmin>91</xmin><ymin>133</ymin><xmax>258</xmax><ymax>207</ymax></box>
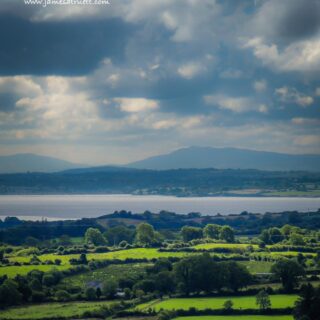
<box><xmin>0</xmin><ymin>265</ymin><xmax>69</xmax><ymax>278</ymax></box>
<box><xmin>174</xmin><ymin>316</ymin><xmax>293</xmax><ymax>320</ymax></box>
<box><xmin>0</xmin><ymin>300</ymin><xmax>117</xmax><ymax>320</ymax></box>
<box><xmin>137</xmin><ymin>295</ymin><xmax>298</xmax><ymax>311</ymax></box>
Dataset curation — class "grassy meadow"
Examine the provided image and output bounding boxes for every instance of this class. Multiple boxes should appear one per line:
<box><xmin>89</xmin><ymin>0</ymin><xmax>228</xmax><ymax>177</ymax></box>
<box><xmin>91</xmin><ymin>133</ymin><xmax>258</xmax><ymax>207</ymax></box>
<box><xmin>136</xmin><ymin>295</ymin><xmax>298</xmax><ymax>311</ymax></box>
<box><xmin>0</xmin><ymin>300</ymin><xmax>117</xmax><ymax>320</ymax></box>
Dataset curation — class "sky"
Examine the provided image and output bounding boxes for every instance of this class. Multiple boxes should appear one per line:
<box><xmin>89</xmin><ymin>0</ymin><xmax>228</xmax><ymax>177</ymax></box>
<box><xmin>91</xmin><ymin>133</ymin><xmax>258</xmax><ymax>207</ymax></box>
<box><xmin>0</xmin><ymin>0</ymin><xmax>320</xmax><ymax>165</ymax></box>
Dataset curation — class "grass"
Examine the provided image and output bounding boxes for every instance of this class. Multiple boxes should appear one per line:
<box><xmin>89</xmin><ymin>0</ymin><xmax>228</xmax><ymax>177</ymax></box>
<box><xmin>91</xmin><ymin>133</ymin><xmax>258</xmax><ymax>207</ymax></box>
<box><xmin>0</xmin><ymin>300</ymin><xmax>117</xmax><ymax>320</ymax></box>
<box><xmin>193</xmin><ymin>243</ymin><xmax>258</xmax><ymax>251</ymax></box>
<box><xmin>61</xmin><ymin>263</ymin><xmax>149</xmax><ymax>289</ymax></box>
<box><xmin>239</xmin><ymin>260</ymin><xmax>273</xmax><ymax>273</ymax></box>
<box><xmin>174</xmin><ymin>316</ymin><xmax>293</xmax><ymax>320</ymax></box>
<box><xmin>0</xmin><ymin>265</ymin><xmax>69</xmax><ymax>278</ymax></box>
<box><xmin>136</xmin><ymin>295</ymin><xmax>298</xmax><ymax>311</ymax></box>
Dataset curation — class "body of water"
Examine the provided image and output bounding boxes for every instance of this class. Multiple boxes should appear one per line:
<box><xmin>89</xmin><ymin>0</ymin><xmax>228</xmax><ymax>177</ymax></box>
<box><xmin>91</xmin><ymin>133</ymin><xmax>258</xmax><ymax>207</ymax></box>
<box><xmin>0</xmin><ymin>194</ymin><xmax>319</xmax><ymax>220</ymax></box>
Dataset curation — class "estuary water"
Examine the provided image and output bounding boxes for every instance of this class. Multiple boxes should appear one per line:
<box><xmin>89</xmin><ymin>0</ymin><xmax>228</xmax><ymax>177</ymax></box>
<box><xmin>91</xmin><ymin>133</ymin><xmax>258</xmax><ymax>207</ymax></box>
<box><xmin>0</xmin><ymin>194</ymin><xmax>319</xmax><ymax>221</ymax></box>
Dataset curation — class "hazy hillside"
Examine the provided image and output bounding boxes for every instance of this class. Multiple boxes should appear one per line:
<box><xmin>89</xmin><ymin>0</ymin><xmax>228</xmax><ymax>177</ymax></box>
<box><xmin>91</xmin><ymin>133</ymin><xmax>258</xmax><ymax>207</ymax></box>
<box><xmin>127</xmin><ymin>146</ymin><xmax>320</xmax><ymax>171</ymax></box>
<box><xmin>0</xmin><ymin>154</ymin><xmax>82</xmax><ymax>173</ymax></box>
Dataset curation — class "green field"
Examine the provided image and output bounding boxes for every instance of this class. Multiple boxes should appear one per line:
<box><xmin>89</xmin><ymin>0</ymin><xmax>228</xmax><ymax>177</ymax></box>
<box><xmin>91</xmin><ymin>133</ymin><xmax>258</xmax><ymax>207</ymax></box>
<box><xmin>0</xmin><ymin>265</ymin><xmax>69</xmax><ymax>278</ymax></box>
<box><xmin>174</xmin><ymin>316</ymin><xmax>293</xmax><ymax>320</ymax></box>
<box><xmin>193</xmin><ymin>243</ymin><xmax>258</xmax><ymax>251</ymax></box>
<box><xmin>0</xmin><ymin>300</ymin><xmax>117</xmax><ymax>320</ymax></box>
<box><xmin>137</xmin><ymin>295</ymin><xmax>298</xmax><ymax>311</ymax></box>
<box><xmin>61</xmin><ymin>263</ymin><xmax>148</xmax><ymax>289</ymax></box>
<box><xmin>239</xmin><ymin>260</ymin><xmax>273</xmax><ymax>273</ymax></box>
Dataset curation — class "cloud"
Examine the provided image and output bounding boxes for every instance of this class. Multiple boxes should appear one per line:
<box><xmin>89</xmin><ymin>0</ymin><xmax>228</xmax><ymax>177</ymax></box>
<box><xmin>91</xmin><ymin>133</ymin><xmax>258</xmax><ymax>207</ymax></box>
<box><xmin>0</xmin><ymin>15</ymin><xmax>131</xmax><ymax>76</ymax></box>
<box><xmin>204</xmin><ymin>94</ymin><xmax>267</xmax><ymax>113</ymax></box>
<box><xmin>114</xmin><ymin>98</ymin><xmax>159</xmax><ymax>113</ymax></box>
<box><xmin>275</xmin><ymin>87</ymin><xmax>314</xmax><ymax>107</ymax></box>
<box><xmin>292</xmin><ymin>118</ymin><xmax>320</xmax><ymax>126</ymax></box>
<box><xmin>294</xmin><ymin>135</ymin><xmax>320</xmax><ymax>146</ymax></box>
<box><xmin>177</xmin><ymin>62</ymin><xmax>205</xmax><ymax>79</ymax></box>
<box><xmin>243</xmin><ymin>37</ymin><xmax>320</xmax><ymax>73</ymax></box>
<box><xmin>219</xmin><ymin>69</ymin><xmax>243</xmax><ymax>79</ymax></box>
<box><xmin>253</xmin><ymin>79</ymin><xmax>267</xmax><ymax>92</ymax></box>
<box><xmin>250</xmin><ymin>0</ymin><xmax>320</xmax><ymax>42</ymax></box>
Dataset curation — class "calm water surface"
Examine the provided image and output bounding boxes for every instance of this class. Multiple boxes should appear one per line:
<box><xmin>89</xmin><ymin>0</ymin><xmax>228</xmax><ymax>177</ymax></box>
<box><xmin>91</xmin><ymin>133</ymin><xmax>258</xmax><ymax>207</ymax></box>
<box><xmin>0</xmin><ymin>195</ymin><xmax>319</xmax><ymax>220</ymax></box>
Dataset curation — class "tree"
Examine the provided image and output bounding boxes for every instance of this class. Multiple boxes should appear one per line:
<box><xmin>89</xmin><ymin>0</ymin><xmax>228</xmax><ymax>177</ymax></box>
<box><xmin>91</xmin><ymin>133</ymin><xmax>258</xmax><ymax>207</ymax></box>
<box><xmin>223</xmin><ymin>300</ymin><xmax>233</xmax><ymax>310</ymax></box>
<box><xmin>85</xmin><ymin>287</ymin><xmax>97</xmax><ymax>300</ymax></box>
<box><xmin>102</xmin><ymin>280</ymin><xmax>117</xmax><ymax>299</ymax></box>
<box><xmin>203</xmin><ymin>224</ymin><xmax>221</xmax><ymax>239</ymax></box>
<box><xmin>269</xmin><ymin>227</ymin><xmax>284</xmax><ymax>244</ymax></box>
<box><xmin>225</xmin><ymin>261</ymin><xmax>252</xmax><ymax>292</ymax></box>
<box><xmin>79</xmin><ymin>253</ymin><xmax>88</xmax><ymax>265</ymax></box>
<box><xmin>219</xmin><ymin>226</ymin><xmax>235</xmax><ymax>243</ymax></box>
<box><xmin>174</xmin><ymin>254</ymin><xmax>220</xmax><ymax>295</ymax></box>
<box><xmin>104</xmin><ymin>226</ymin><xmax>135</xmax><ymax>246</ymax></box>
<box><xmin>294</xmin><ymin>283</ymin><xmax>320</xmax><ymax>320</ymax></box>
<box><xmin>135</xmin><ymin>223</ymin><xmax>157</xmax><ymax>246</ymax></box>
<box><xmin>256</xmin><ymin>290</ymin><xmax>271</xmax><ymax>310</ymax></box>
<box><xmin>181</xmin><ymin>226</ymin><xmax>203</xmax><ymax>242</ymax></box>
<box><xmin>290</xmin><ymin>233</ymin><xmax>305</xmax><ymax>246</ymax></box>
<box><xmin>0</xmin><ymin>279</ymin><xmax>22</xmax><ymax>307</ymax></box>
<box><xmin>55</xmin><ymin>290</ymin><xmax>71</xmax><ymax>302</ymax></box>
<box><xmin>271</xmin><ymin>259</ymin><xmax>305</xmax><ymax>292</ymax></box>
<box><xmin>85</xmin><ymin>228</ymin><xmax>106</xmax><ymax>246</ymax></box>
<box><xmin>154</xmin><ymin>271</ymin><xmax>175</xmax><ymax>295</ymax></box>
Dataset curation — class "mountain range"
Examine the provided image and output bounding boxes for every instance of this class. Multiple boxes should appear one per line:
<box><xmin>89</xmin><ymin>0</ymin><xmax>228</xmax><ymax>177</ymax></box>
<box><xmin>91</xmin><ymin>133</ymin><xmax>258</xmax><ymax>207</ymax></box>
<box><xmin>0</xmin><ymin>153</ymin><xmax>82</xmax><ymax>173</ymax></box>
<box><xmin>1</xmin><ymin>146</ymin><xmax>320</xmax><ymax>173</ymax></box>
<box><xmin>127</xmin><ymin>146</ymin><xmax>320</xmax><ymax>172</ymax></box>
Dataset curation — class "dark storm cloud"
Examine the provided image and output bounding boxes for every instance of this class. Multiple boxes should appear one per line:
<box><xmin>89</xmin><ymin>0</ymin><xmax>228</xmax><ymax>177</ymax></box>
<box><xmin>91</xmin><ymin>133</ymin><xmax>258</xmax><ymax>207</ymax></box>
<box><xmin>0</xmin><ymin>15</ymin><xmax>133</xmax><ymax>76</ymax></box>
<box><xmin>252</xmin><ymin>0</ymin><xmax>320</xmax><ymax>45</ymax></box>
<box><xmin>277</xmin><ymin>0</ymin><xmax>320</xmax><ymax>41</ymax></box>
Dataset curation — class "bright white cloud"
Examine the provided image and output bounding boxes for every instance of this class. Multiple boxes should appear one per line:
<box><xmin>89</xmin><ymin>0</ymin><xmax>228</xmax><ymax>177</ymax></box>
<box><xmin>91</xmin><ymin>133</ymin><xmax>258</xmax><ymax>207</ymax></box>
<box><xmin>244</xmin><ymin>37</ymin><xmax>320</xmax><ymax>73</ymax></box>
<box><xmin>114</xmin><ymin>98</ymin><xmax>159</xmax><ymax>113</ymax></box>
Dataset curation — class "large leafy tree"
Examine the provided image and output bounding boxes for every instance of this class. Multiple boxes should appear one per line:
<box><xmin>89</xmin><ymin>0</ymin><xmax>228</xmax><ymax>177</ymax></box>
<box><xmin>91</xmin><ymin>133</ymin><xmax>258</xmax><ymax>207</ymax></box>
<box><xmin>219</xmin><ymin>226</ymin><xmax>235</xmax><ymax>243</ymax></box>
<box><xmin>181</xmin><ymin>226</ymin><xmax>203</xmax><ymax>242</ymax></box>
<box><xmin>271</xmin><ymin>259</ymin><xmax>305</xmax><ymax>292</ymax></box>
<box><xmin>294</xmin><ymin>284</ymin><xmax>320</xmax><ymax>320</ymax></box>
<box><xmin>84</xmin><ymin>228</ymin><xmax>106</xmax><ymax>246</ymax></box>
<box><xmin>203</xmin><ymin>224</ymin><xmax>221</xmax><ymax>239</ymax></box>
<box><xmin>135</xmin><ymin>223</ymin><xmax>158</xmax><ymax>246</ymax></box>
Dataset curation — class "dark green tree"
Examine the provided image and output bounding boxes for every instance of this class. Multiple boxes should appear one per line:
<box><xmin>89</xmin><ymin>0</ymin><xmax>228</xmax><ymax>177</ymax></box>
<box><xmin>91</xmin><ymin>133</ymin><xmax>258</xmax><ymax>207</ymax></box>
<box><xmin>181</xmin><ymin>226</ymin><xmax>203</xmax><ymax>242</ymax></box>
<box><xmin>219</xmin><ymin>226</ymin><xmax>235</xmax><ymax>243</ymax></box>
<box><xmin>271</xmin><ymin>259</ymin><xmax>305</xmax><ymax>292</ymax></box>
<box><xmin>203</xmin><ymin>224</ymin><xmax>221</xmax><ymax>239</ymax></box>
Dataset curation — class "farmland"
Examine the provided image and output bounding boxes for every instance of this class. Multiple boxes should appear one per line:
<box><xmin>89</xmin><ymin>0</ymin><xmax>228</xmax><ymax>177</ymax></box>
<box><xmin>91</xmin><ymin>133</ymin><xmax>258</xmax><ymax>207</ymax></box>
<box><xmin>0</xmin><ymin>300</ymin><xmax>117</xmax><ymax>320</ymax></box>
<box><xmin>136</xmin><ymin>295</ymin><xmax>298</xmax><ymax>311</ymax></box>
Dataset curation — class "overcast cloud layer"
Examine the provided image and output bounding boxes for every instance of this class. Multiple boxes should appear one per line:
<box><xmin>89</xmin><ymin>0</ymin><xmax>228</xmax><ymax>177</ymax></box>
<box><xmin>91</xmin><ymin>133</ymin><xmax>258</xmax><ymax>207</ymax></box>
<box><xmin>0</xmin><ymin>0</ymin><xmax>319</xmax><ymax>164</ymax></box>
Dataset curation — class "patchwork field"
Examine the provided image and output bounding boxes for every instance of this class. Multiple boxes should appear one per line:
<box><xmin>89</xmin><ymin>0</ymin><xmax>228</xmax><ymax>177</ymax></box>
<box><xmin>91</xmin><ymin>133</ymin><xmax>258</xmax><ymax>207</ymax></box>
<box><xmin>136</xmin><ymin>295</ymin><xmax>298</xmax><ymax>311</ymax></box>
<box><xmin>0</xmin><ymin>300</ymin><xmax>117</xmax><ymax>320</ymax></box>
<box><xmin>0</xmin><ymin>264</ymin><xmax>69</xmax><ymax>278</ymax></box>
<box><xmin>60</xmin><ymin>263</ymin><xmax>149</xmax><ymax>289</ymax></box>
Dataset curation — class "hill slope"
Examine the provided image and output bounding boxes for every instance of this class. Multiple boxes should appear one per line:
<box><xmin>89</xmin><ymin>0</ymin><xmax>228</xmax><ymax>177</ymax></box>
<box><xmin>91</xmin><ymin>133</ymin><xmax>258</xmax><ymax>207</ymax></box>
<box><xmin>0</xmin><ymin>153</ymin><xmax>82</xmax><ymax>173</ymax></box>
<box><xmin>127</xmin><ymin>147</ymin><xmax>320</xmax><ymax>171</ymax></box>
